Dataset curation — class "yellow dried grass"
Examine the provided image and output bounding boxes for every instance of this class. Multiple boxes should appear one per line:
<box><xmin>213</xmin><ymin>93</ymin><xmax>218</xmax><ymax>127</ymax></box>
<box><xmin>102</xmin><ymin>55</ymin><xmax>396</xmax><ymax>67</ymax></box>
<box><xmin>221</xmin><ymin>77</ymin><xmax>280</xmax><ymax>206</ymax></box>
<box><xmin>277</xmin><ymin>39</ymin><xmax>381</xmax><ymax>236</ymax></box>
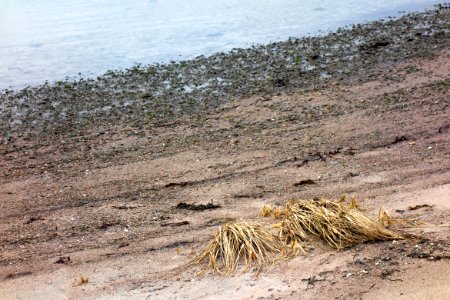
<box><xmin>188</xmin><ymin>198</ymin><xmax>403</xmax><ymax>275</ymax></box>
<box><xmin>278</xmin><ymin>199</ymin><xmax>402</xmax><ymax>249</ymax></box>
<box><xmin>260</xmin><ymin>204</ymin><xmax>274</xmax><ymax>218</ymax></box>
<box><xmin>260</xmin><ymin>204</ymin><xmax>288</xmax><ymax>219</ymax></box>
<box><xmin>378</xmin><ymin>205</ymin><xmax>391</xmax><ymax>227</ymax></box>
<box><xmin>188</xmin><ymin>221</ymin><xmax>289</xmax><ymax>275</ymax></box>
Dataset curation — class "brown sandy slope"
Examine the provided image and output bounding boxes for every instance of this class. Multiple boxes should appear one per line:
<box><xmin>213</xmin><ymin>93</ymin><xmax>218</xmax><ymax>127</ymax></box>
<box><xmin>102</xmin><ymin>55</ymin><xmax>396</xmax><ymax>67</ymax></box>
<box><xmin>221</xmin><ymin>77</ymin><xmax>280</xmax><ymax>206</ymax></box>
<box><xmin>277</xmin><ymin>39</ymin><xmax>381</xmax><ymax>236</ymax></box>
<box><xmin>0</xmin><ymin>50</ymin><xmax>449</xmax><ymax>299</ymax></box>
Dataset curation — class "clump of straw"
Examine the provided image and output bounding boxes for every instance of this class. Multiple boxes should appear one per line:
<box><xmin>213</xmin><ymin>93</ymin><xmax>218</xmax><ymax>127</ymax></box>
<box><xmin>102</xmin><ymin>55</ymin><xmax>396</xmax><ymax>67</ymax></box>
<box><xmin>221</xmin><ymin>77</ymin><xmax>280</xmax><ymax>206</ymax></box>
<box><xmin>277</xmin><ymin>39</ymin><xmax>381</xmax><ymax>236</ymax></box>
<box><xmin>187</xmin><ymin>199</ymin><xmax>403</xmax><ymax>275</ymax></box>
<box><xmin>188</xmin><ymin>221</ymin><xmax>289</xmax><ymax>275</ymax></box>
<box><xmin>278</xmin><ymin>199</ymin><xmax>402</xmax><ymax>249</ymax></box>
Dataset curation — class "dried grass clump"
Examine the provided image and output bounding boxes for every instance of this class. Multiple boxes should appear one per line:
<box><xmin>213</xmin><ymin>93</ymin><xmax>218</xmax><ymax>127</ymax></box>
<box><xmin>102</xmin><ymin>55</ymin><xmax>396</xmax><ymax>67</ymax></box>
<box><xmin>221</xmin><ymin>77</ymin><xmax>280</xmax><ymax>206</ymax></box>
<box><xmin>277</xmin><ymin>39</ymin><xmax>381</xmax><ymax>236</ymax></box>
<box><xmin>278</xmin><ymin>199</ymin><xmax>402</xmax><ymax>249</ymax></box>
<box><xmin>188</xmin><ymin>221</ymin><xmax>288</xmax><ymax>275</ymax></box>
<box><xmin>188</xmin><ymin>199</ymin><xmax>403</xmax><ymax>275</ymax></box>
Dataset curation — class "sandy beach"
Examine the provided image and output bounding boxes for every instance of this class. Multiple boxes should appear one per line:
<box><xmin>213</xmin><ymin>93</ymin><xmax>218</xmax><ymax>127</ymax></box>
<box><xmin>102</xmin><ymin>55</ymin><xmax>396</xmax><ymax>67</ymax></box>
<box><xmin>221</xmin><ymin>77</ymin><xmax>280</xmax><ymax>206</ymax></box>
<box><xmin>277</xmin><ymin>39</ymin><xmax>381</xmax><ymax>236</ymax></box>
<box><xmin>0</xmin><ymin>6</ymin><xmax>449</xmax><ymax>299</ymax></box>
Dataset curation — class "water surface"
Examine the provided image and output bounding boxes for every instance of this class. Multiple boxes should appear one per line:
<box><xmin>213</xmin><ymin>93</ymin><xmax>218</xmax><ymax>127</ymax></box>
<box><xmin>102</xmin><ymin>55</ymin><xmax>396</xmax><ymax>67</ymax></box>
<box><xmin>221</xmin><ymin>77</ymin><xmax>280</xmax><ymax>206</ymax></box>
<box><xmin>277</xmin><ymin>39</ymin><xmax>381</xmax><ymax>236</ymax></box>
<box><xmin>0</xmin><ymin>0</ymin><xmax>441</xmax><ymax>89</ymax></box>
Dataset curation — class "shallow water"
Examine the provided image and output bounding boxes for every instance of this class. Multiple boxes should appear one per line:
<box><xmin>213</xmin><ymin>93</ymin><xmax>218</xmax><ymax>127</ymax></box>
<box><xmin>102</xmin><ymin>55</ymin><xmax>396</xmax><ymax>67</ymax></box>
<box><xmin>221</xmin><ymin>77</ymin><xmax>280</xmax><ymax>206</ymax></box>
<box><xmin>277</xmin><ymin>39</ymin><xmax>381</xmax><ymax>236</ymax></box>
<box><xmin>0</xmin><ymin>0</ymin><xmax>441</xmax><ymax>89</ymax></box>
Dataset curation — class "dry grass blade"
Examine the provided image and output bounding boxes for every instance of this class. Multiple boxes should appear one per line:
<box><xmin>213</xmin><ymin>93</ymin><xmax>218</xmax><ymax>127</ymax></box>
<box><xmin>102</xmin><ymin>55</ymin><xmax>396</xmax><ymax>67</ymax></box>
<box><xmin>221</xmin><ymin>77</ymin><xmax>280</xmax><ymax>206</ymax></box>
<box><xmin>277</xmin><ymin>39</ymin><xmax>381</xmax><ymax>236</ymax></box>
<box><xmin>261</xmin><ymin>203</ymin><xmax>288</xmax><ymax>219</ymax></box>
<box><xmin>187</xmin><ymin>221</ymin><xmax>288</xmax><ymax>275</ymax></box>
<box><xmin>378</xmin><ymin>205</ymin><xmax>390</xmax><ymax>227</ymax></box>
<box><xmin>279</xmin><ymin>199</ymin><xmax>402</xmax><ymax>249</ymax></box>
<box><xmin>260</xmin><ymin>204</ymin><xmax>273</xmax><ymax>218</ymax></box>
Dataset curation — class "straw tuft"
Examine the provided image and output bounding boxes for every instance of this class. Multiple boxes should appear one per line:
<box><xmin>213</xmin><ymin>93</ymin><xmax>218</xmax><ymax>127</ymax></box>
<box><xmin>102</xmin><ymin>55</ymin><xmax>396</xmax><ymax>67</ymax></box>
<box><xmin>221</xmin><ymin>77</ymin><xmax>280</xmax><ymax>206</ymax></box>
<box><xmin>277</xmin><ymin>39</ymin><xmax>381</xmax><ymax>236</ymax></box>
<box><xmin>188</xmin><ymin>221</ymin><xmax>289</xmax><ymax>275</ymax></box>
<box><xmin>278</xmin><ymin>199</ymin><xmax>402</xmax><ymax>249</ymax></box>
<box><xmin>187</xmin><ymin>198</ymin><xmax>403</xmax><ymax>275</ymax></box>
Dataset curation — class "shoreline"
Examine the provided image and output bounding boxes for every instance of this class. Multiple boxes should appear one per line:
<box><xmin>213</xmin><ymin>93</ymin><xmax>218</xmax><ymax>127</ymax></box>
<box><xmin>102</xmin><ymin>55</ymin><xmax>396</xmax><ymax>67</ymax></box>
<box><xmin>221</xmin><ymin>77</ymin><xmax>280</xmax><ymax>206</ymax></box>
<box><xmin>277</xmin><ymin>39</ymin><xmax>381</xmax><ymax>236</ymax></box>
<box><xmin>0</xmin><ymin>1</ymin><xmax>445</xmax><ymax>91</ymax></box>
<box><xmin>1</xmin><ymin>6</ymin><xmax>449</xmax><ymax>140</ymax></box>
